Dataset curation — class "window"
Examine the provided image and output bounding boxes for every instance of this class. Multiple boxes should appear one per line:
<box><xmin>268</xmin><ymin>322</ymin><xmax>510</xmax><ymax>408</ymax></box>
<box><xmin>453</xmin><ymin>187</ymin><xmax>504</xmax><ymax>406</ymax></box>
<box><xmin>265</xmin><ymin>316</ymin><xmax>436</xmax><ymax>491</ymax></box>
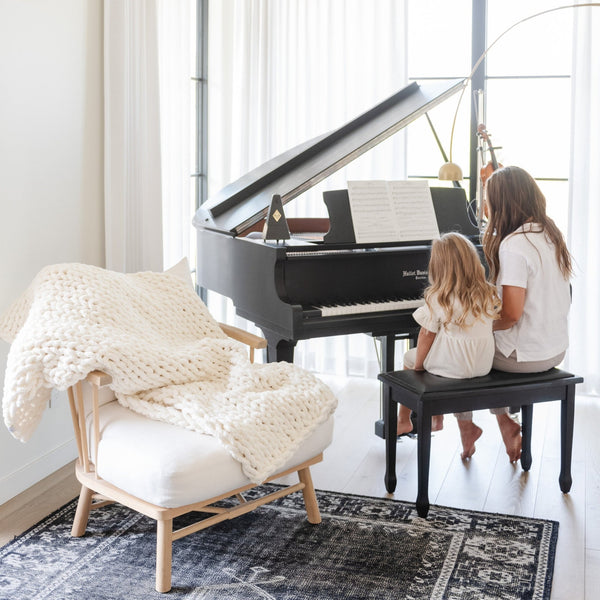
<box><xmin>405</xmin><ymin>0</ymin><xmax>572</xmax><ymax>231</ymax></box>
<box><xmin>405</xmin><ymin>0</ymin><xmax>472</xmax><ymax>182</ymax></box>
<box><xmin>486</xmin><ymin>0</ymin><xmax>572</xmax><ymax>230</ymax></box>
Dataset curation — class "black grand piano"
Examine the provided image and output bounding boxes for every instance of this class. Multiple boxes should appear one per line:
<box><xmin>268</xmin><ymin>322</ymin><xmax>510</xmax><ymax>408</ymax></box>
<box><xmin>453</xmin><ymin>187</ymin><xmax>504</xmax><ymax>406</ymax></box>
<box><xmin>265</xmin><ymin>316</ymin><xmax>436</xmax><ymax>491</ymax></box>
<box><xmin>193</xmin><ymin>80</ymin><xmax>479</xmax><ymax>379</ymax></box>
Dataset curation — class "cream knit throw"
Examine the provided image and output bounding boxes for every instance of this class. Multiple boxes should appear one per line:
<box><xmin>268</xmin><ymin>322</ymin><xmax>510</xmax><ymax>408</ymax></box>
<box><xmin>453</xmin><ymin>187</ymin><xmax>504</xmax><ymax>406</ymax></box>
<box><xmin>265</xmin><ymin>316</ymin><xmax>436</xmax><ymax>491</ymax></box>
<box><xmin>0</xmin><ymin>263</ymin><xmax>337</xmax><ymax>483</ymax></box>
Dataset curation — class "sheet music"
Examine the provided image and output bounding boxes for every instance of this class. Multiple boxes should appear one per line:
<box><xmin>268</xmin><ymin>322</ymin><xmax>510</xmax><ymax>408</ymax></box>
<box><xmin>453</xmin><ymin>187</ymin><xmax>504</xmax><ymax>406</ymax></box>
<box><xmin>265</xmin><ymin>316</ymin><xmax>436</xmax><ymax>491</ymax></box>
<box><xmin>346</xmin><ymin>181</ymin><xmax>399</xmax><ymax>243</ymax></box>
<box><xmin>348</xmin><ymin>180</ymin><xmax>440</xmax><ymax>243</ymax></box>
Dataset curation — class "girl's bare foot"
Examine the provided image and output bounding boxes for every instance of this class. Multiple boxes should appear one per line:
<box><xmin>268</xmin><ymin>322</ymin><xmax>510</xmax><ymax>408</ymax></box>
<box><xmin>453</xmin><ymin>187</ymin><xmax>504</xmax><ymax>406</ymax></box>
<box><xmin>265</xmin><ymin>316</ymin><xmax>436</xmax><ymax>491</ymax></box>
<box><xmin>432</xmin><ymin>415</ymin><xmax>444</xmax><ymax>431</ymax></box>
<box><xmin>397</xmin><ymin>405</ymin><xmax>414</xmax><ymax>436</ymax></box>
<box><xmin>457</xmin><ymin>420</ymin><xmax>483</xmax><ymax>459</ymax></box>
<box><xmin>397</xmin><ymin>418</ymin><xmax>414</xmax><ymax>436</ymax></box>
<box><xmin>497</xmin><ymin>413</ymin><xmax>522</xmax><ymax>462</ymax></box>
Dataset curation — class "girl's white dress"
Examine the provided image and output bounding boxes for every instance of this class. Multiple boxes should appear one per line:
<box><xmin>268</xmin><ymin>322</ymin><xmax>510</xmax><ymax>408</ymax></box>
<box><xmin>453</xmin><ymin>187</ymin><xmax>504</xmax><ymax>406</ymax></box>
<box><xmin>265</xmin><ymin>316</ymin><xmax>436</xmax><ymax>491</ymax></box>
<box><xmin>403</xmin><ymin>297</ymin><xmax>495</xmax><ymax>379</ymax></box>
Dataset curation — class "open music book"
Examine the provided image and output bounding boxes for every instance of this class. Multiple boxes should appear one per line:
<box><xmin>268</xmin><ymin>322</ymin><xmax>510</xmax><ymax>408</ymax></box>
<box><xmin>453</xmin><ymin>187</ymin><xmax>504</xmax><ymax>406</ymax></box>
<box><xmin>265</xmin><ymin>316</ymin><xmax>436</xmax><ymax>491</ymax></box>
<box><xmin>347</xmin><ymin>180</ymin><xmax>440</xmax><ymax>244</ymax></box>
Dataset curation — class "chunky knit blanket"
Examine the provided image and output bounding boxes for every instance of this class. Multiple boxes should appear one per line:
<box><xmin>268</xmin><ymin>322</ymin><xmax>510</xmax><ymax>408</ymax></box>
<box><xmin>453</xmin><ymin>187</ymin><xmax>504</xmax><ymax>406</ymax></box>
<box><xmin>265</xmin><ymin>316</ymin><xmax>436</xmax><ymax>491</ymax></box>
<box><xmin>0</xmin><ymin>263</ymin><xmax>337</xmax><ymax>483</ymax></box>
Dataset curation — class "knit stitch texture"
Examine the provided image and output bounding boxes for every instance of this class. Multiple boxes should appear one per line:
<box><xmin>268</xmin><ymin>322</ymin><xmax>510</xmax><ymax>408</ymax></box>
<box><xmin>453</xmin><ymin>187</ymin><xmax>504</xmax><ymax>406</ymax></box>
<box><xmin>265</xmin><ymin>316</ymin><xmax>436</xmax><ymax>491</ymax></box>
<box><xmin>0</xmin><ymin>263</ymin><xmax>337</xmax><ymax>483</ymax></box>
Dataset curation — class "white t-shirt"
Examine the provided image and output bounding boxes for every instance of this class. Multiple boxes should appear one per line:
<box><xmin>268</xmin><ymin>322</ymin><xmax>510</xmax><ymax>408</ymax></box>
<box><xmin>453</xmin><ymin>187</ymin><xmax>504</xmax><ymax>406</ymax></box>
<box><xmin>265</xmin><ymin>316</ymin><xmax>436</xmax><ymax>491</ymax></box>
<box><xmin>408</xmin><ymin>297</ymin><xmax>496</xmax><ymax>379</ymax></box>
<box><xmin>494</xmin><ymin>223</ymin><xmax>571</xmax><ymax>361</ymax></box>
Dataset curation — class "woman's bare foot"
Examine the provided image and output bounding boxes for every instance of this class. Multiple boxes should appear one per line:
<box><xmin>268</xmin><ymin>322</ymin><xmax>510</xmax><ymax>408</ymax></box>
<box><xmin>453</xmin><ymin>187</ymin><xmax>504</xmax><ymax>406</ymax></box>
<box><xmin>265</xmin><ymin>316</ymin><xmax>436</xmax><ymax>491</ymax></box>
<box><xmin>497</xmin><ymin>413</ymin><xmax>522</xmax><ymax>462</ymax></box>
<box><xmin>432</xmin><ymin>415</ymin><xmax>444</xmax><ymax>431</ymax></box>
<box><xmin>457</xmin><ymin>420</ymin><xmax>483</xmax><ymax>459</ymax></box>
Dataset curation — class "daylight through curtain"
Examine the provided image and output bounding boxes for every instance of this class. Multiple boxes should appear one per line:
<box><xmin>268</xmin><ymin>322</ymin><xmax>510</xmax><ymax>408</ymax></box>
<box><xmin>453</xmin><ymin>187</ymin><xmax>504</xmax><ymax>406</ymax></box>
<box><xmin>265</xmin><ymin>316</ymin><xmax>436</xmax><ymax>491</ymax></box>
<box><xmin>206</xmin><ymin>0</ymin><xmax>408</xmax><ymax>376</ymax></box>
<box><xmin>104</xmin><ymin>0</ymin><xmax>164</xmax><ymax>273</ymax></box>
<box><xmin>566</xmin><ymin>4</ymin><xmax>600</xmax><ymax>394</ymax></box>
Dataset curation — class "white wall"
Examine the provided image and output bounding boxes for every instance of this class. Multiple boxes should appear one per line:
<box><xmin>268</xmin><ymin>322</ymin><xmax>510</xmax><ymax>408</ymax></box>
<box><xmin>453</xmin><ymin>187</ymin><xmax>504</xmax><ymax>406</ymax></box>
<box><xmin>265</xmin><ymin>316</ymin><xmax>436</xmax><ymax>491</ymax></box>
<box><xmin>0</xmin><ymin>0</ymin><xmax>104</xmax><ymax>504</ymax></box>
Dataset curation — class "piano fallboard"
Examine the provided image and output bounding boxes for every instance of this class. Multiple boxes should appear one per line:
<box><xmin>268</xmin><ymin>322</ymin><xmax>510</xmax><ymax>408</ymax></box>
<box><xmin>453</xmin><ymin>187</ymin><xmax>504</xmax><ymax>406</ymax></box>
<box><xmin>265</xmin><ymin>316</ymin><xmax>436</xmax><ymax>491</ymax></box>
<box><xmin>281</xmin><ymin>243</ymin><xmax>430</xmax><ymax>307</ymax></box>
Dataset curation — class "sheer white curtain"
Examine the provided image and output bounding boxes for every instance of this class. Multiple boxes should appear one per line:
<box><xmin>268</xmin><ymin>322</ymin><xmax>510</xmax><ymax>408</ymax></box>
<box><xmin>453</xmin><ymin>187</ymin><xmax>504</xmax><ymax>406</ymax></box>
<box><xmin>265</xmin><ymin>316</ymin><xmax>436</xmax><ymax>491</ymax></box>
<box><xmin>104</xmin><ymin>0</ymin><xmax>164</xmax><ymax>273</ymax></box>
<box><xmin>208</xmin><ymin>0</ymin><xmax>408</xmax><ymax>375</ymax></box>
<box><xmin>567</xmin><ymin>4</ymin><xmax>600</xmax><ymax>394</ymax></box>
<box><xmin>157</xmin><ymin>0</ymin><xmax>195</xmax><ymax>271</ymax></box>
<box><xmin>104</xmin><ymin>0</ymin><xmax>193</xmax><ymax>274</ymax></box>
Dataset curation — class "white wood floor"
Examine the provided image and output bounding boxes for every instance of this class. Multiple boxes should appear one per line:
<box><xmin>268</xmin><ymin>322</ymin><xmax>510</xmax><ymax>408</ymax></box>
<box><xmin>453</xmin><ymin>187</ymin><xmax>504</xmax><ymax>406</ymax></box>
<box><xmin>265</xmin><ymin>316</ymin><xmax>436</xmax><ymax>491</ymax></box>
<box><xmin>1</xmin><ymin>374</ymin><xmax>597</xmax><ymax>600</ymax></box>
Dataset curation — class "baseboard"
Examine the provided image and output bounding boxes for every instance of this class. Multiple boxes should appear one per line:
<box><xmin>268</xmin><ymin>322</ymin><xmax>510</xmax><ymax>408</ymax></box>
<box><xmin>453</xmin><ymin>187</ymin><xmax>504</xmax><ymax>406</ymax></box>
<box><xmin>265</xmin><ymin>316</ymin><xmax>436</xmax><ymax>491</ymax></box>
<box><xmin>0</xmin><ymin>439</ymin><xmax>78</xmax><ymax>506</ymax></box>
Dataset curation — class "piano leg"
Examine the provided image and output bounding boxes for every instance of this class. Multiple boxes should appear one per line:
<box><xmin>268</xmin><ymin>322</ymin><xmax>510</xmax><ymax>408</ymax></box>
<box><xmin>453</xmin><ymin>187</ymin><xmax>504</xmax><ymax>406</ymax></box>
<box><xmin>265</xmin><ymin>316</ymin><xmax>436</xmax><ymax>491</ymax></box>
<box><xmin>381</xmin><ymin>334</ymin><xmax>397</xmax><ymax>372</ymax></box>
<box><xmin>261</xmin><ymin>329</ymin><xmax>297</xmax><ymax>363</ymax></box>
<box><xmin>374</xmin><ymin>332</ymin><xmax>418</xmax><ymax>438</ymax></box>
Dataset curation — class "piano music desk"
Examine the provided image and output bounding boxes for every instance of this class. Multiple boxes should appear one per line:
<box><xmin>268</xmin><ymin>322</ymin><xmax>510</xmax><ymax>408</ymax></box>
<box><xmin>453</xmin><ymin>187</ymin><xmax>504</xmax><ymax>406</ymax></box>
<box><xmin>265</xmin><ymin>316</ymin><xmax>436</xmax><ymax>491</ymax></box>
<box><xmin>378</xmin><ymin>368</ymin><xmax>583</xmax><ymax>518</ymax></box>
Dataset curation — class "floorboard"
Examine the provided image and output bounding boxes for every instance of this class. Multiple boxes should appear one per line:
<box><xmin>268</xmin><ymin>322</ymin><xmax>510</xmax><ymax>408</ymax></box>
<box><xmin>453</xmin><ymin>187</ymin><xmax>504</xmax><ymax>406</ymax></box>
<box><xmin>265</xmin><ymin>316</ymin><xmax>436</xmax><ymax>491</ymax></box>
<box><xmin>0</xmin><ymin>461</ymin><xmax>80</xmax><ymax>547</ymax></box>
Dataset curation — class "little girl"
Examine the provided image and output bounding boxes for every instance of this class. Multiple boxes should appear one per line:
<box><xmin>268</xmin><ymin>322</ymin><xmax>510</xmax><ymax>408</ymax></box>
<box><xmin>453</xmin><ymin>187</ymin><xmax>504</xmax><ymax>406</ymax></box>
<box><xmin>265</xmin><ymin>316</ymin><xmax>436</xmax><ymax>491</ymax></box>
<box><xmin>397</xmin><ymin>232</ymin><xmax>501</xmax><ymax>436</ymax></box>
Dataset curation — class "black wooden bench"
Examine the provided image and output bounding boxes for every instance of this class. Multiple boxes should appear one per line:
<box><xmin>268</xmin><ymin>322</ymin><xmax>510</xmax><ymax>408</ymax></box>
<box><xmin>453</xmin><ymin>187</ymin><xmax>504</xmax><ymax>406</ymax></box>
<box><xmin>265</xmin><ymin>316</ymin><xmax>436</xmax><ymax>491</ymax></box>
<box><xmin>377</xmin><ymin>368</ymin><xmax>584</xmax><ymax>518</ymax></box>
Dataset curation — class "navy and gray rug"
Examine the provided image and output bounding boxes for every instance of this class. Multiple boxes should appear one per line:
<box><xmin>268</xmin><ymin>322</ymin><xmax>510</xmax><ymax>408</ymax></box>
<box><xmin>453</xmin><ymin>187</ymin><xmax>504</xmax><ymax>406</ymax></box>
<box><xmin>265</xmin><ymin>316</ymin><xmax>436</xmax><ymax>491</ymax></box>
<box><xmin>0</xmin><ymin>486</ymin><xmax>557</xmax><ymax>599</ymax></box>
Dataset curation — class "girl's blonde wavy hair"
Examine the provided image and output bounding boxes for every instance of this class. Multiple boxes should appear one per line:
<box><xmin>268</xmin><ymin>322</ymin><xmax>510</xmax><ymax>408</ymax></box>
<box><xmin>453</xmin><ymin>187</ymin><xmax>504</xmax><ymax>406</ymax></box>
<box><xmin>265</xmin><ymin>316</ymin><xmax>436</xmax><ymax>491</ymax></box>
<box><xmin>425</xmin><ymin>232</ymin><xmax>500</xmax><ymax>328</ymax></box>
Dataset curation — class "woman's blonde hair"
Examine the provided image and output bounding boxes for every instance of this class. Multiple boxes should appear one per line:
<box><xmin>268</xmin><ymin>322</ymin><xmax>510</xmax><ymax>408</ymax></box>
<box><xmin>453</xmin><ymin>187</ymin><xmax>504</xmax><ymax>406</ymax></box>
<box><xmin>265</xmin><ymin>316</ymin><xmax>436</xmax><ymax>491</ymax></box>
<box><xmin>425</xmin><ymin>232</ymin><xmax>500</xmax><ymax>328</ymax></box>
<box><xmin>483</xmin><ymin>166</ymin><xmax>572</xmax><ymax>283</ymax></box>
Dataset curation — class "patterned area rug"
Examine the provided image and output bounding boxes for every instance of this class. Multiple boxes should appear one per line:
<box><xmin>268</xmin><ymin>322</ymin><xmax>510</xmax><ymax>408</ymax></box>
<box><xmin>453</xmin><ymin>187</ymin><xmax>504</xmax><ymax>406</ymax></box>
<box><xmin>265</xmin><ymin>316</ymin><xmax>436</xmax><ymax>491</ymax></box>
<box><xmin>0</xmin><ymin>486</ymin><xmax>557</xmax><ymax>600</ymax></box>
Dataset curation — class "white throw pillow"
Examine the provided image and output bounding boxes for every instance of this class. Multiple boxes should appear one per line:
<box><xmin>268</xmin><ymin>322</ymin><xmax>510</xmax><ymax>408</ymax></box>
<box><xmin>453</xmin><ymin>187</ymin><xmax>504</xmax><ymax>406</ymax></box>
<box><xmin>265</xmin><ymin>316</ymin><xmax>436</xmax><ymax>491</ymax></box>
<box><xmin>164</xmin><ymin>257</ymin><xmax>194</xmax><ymax>289</ymax></box>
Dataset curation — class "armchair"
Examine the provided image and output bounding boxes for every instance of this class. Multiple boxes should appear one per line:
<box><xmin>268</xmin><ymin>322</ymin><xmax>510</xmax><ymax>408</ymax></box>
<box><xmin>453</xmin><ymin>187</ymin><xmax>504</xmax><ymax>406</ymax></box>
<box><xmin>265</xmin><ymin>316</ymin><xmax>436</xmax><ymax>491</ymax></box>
<box><xmin>67</xmin><ymin>323</ymin><xmax>333</xmax><ymax>593</ymax></box>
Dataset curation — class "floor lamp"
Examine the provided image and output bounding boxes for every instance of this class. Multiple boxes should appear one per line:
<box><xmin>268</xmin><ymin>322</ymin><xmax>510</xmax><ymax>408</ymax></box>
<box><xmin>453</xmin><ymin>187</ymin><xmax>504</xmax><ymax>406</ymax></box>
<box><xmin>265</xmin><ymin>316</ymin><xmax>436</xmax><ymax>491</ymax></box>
<box><xmin>438</xmin><ymin>2</ymin><xmax>600</xmax><ymax>208</ymax></box>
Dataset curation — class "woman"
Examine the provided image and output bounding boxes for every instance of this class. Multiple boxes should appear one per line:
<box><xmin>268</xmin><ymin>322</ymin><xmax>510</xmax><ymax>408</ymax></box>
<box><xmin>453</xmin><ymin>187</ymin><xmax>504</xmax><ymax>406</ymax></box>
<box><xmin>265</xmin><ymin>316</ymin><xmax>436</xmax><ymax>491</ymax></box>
<box><xmin>457</xmin><ymin>166</ymin><xmax>573</xmax><ymax>462</ymax></box>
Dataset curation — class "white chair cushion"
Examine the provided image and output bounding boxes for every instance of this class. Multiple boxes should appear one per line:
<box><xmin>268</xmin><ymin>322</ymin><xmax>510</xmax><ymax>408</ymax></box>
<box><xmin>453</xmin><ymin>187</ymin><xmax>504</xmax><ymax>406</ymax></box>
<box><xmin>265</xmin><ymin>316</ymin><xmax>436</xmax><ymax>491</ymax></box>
<box><xmin>90</xmin><ymin>401</ymin><xmax>333</xmax><ymax>508</ymax></box>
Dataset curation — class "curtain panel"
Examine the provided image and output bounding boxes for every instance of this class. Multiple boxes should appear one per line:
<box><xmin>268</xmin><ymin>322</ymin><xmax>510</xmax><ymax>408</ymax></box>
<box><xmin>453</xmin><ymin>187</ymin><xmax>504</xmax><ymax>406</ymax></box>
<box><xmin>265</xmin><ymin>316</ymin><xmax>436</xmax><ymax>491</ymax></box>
<box><xmin>157</xmin><ymin>0</ymin><xmax>195</xmax><ymax>271</ymax></box>
<box><xmin>567</xmin><ymin>4</ymin><xmax>600</xmax><ymax>394</ymax></box>
<box><xmin>104</xmin><ymin>0</ymin><xmax>164</xmax><ymax>273</ymax></box>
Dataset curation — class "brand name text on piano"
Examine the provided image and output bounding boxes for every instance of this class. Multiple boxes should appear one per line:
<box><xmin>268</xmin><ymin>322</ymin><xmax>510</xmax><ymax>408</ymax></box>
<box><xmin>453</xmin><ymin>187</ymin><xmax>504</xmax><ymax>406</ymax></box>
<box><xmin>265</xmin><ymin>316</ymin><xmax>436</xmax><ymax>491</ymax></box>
<box><xmin>402</xmin><ymin>269</ymin><xmax>428</xmax><ymax>280</ymax></box>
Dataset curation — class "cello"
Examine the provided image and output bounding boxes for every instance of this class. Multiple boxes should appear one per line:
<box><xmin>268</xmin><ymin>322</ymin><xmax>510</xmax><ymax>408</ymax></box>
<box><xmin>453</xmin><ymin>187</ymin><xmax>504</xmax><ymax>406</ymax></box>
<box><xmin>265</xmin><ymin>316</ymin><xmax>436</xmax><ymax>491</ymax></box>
<box><xmin>477</xmin><ymin>123</ymin><xmax>502</xmax><ymax>186</ymax></box>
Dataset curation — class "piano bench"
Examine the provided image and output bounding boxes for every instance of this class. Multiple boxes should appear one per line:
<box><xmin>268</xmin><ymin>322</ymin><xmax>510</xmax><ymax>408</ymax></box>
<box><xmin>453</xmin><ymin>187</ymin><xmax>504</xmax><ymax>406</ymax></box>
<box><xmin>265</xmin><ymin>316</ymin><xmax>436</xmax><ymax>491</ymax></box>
<box><xmin>377</xmin><ymin>368</ymin><xmax>584</xmax><ymax>518</ymax></box>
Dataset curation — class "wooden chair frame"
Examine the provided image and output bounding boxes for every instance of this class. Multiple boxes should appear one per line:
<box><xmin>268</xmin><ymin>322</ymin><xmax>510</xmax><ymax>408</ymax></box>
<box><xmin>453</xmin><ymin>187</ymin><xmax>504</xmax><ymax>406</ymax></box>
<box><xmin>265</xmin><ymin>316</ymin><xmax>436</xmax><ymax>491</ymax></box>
<box><xmin>67</xmin><ymin>324</ymin><xmax>324</xmax><ymax>593</ymax></box>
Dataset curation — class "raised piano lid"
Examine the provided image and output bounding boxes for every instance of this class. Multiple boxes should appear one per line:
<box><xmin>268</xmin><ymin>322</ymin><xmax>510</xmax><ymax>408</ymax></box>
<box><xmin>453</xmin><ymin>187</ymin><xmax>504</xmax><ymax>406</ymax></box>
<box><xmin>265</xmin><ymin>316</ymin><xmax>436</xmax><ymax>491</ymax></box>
<box><xmin>193</xmin><ymin>79</ymin><xmax>465</xmax><ymax>237</ymax></box>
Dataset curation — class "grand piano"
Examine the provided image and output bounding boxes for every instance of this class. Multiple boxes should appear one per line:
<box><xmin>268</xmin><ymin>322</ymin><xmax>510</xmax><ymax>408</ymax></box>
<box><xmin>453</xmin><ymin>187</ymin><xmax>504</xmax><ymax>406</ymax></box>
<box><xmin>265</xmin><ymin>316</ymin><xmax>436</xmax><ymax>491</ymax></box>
<box><xmin>193</xmin><ymin>80</ymin><xmax>478</xmax><ymax>378</ymax></box>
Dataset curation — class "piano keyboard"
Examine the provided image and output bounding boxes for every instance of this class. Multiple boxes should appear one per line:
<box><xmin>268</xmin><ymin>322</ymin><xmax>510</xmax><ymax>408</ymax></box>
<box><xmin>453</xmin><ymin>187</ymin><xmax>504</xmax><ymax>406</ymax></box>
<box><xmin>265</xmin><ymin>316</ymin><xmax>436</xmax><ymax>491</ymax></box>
<box><xmin>316</xmin><ymin>297</ymin><xmax>424</xmax><ymax>317</ymax></box>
